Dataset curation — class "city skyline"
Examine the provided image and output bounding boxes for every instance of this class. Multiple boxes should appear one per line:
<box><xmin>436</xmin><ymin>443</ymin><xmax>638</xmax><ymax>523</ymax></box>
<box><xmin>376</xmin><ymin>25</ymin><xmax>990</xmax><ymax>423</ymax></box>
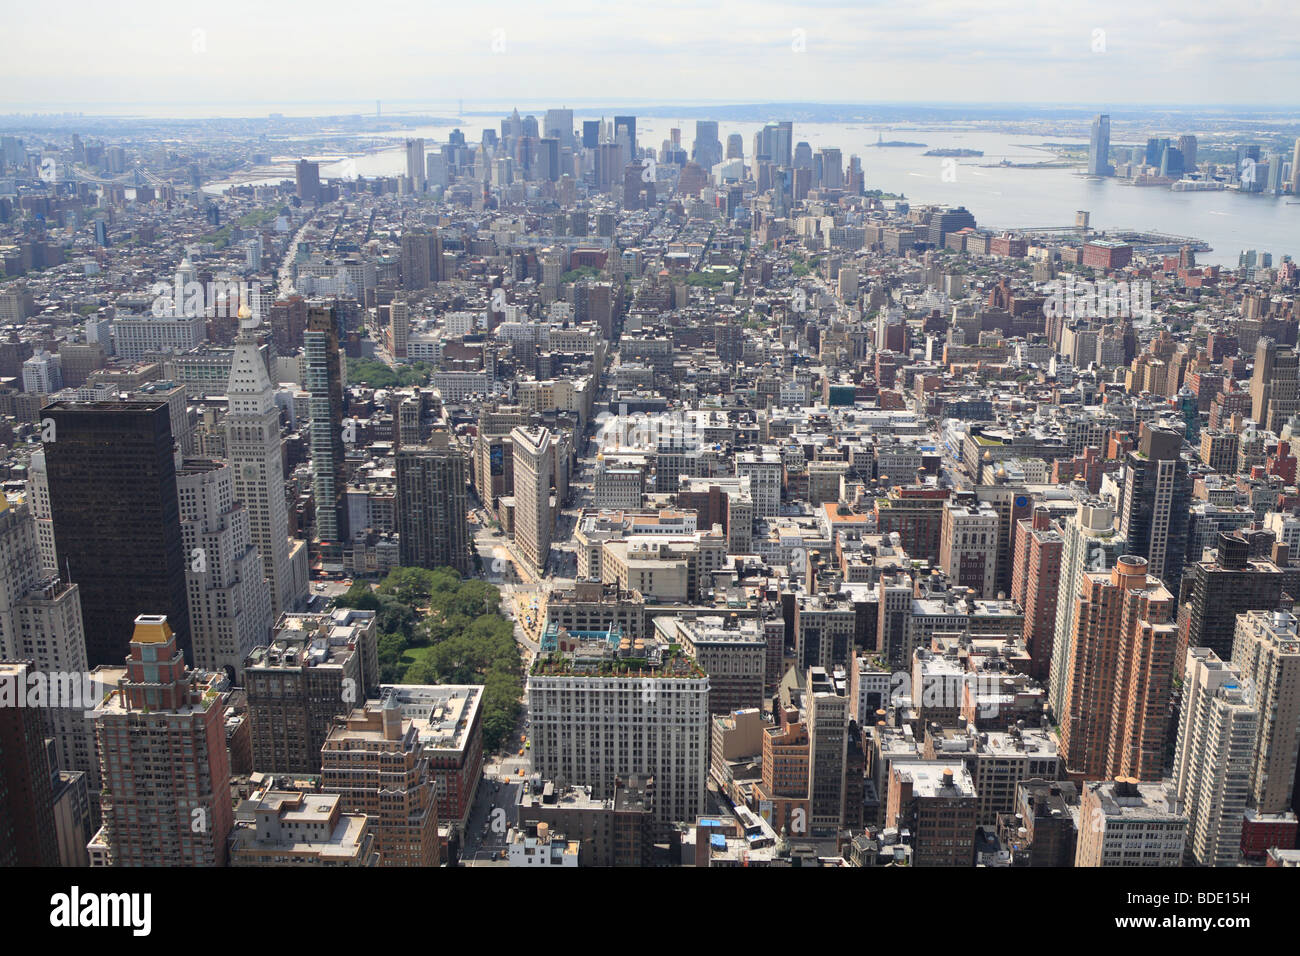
<box><xmin>2</xmin><ymin>0</ymin><xmax>1299</xmax><ymax>902</ymax></box>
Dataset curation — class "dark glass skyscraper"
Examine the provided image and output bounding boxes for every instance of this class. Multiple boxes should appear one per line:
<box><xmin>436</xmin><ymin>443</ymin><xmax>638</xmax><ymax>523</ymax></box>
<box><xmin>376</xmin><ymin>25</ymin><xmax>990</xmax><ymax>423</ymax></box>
<box><xmin>396</xmin><ymin>443</ymin><xmax>470</xmax><ymax>575</ymax></box>
<box><xmin>42</xmin><ymin>400</ymin><xmax>191</xmax><ymax>665</ymax></box>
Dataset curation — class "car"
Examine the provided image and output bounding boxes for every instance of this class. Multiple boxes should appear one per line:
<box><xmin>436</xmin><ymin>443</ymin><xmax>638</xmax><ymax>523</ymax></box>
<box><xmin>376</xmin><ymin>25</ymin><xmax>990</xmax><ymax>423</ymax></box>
<box><xmin>314</xmin><ymin>583</ymin><xmax>326</xmax><ymax>591</ymax></box>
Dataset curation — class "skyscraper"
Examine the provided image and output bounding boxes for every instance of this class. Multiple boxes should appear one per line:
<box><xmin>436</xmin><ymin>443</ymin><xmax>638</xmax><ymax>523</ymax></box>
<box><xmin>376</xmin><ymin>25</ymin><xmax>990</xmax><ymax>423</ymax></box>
<box><xmin>178</xmin><ymin>458</ymin><xmax>274</xmax><ymax>678</ymax></box>
<box><xmin>395</xmin><ymin>441</ymin><xmax>471</xmax><ymax>575</ymax></box>
<box><xmin>305</xmin><ymin>307</ymin><xmax>348</xmax><ymax>562</ymax></box>
<box><xmin>1011</xmin><ymin>508</ymin><xmax>1064</xmax><ymax>682</ymax></box>
<box><xmin>388</xmin><ymin>300</ymin><xmax>409</xmax><ymax>359</ymax></box>
<box><xmin>89</xmin><ymin>615</ymin><xmax>234</xmax><ymax>866</ymax></box>
<box><xmin>1177</xmin><ymin>531</ymin><xmax>1299</xmax><ymax>665</ymax></box>
<box><xmin>404</xmin><ymin>138</ymin><xmax>425</xmax><ymax>191</ymax></box>
<box><xmin>43</xmin><ymin>400</ymin><xmax>192</xmax><ymax>666</ymax></box>
<box><xmin>510</xmin><ymin>426</ymin><xmax>554</xmax><ymax>574</ymax></box>
<box><xmin>816</xmin><ymin>147</ymin><xmax>844</xmax><ymax>189</ymax></box>
<box><xmin>1118</xmin><ymin>424</ymin><xmax>1192</xmax><ymax>590</ymax></box>
<box><xmin>1171</xmin><ymin>648</ymin><xmax>1256</xmax><ymax>867</ymax></box>
<box><xmin>1250</xmin><ymin>337</ymin><xmax>1300</xmax><ymax>434</ymax></box>
<box><xmin>1087</xmin><ymin>114</ymin><xmax>1111</xmax><ymax>176</ymax></box>
<box><xmin>400</xmin><ymin>230</ymin><xmax>440</xmax><ymax>290</ymax></box>
<box><xmin>225</xmin><ymin>316</ymin><xmax>305</xmax><ymax>618</ymax></box>
<box><xmin>613</xmin><ymin>115</ymin><xmax>637</xmax><ymax>157</ymax></box>
<box><xmin>538</xmin><ymin>137</ymin><xmax>560</xmax><ymax>182</ymax></box>
<box><xmin>1231</xmin><ymin>610</ymin><xmax>1300</xmax><ymax>814</ymax></box>
<box><xmin>294</xmin><ymin>159</ymin><xmax>321</xmax><ymax>202</ymax></box>
<box><xmin>1059</xmin><ymin>555</ymin><xmax>1177</xmax><ymax>780</ymax></box>
<box><xmin>1291</xmin><ymin>137</ymin><xmax>1300</xmax><ymax>195</ymax></box>
<box><xmin>0</xmin><ymin>500</ymin><xmax>95</xmax><ymax>782</ymax></box>
<box><xmin>807</xmin><ymin>667</ymin><xmax>850</xmax><ymax>835</ymax></box>
<box><xmin>691</xmin><ymin>120</ymin><xmax>722</xmax><ymax>170</ymax></box>
<box><xmin>543</xmin><ymin>108</ymin><xmax>574</xmax><ymax>149</ymax></box>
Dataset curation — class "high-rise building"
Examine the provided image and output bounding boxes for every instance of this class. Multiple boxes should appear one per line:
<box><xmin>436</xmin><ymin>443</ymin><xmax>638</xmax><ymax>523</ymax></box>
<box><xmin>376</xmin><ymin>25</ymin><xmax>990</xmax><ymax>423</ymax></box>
<box><xmin>89</xmin><ymin>615</ymin><xmax>234</xmax><ymax>866</ymax></box>
<box><xmin>320</xmin><ymin>697</ymin><xmax>441</xmax><ymax>866</ymax></box>
<box><xmin>43</xmin><ymin>400</ymin><xmax>192</xmax><ymax>666</ymax></box>
<box><xmin>1172</xmin><ymin>648</ymin><xmax>1256</xmax><ymax>867</ymax></box>
<box><xmin>294</xmin><ymin>159</ymin><xmax>320</xmax><ymax>202</ymax></box>
<box><xmin>388</xmin><ymin>300</ymin><xmax>409</xmax><ymax>360</ymax></box>
<box><xmin>511</xmin><ymin>426</ymin><xmax>554</xmax><ymax>573</ymax></box>
<box><xmin>1049</xmin><ymin>500</ymin><xmax>1127</xmax><ymax>719</ymax></box>
<box><xmin>404</xmin><ymin>138</ymin><xmax>426</xmax><ymax>191</ymax></box>
<box><xmin>543</xmin><ymin>108</ymin><xmax>574</xmax><ymax>150</ymax></box>
<box><xmin>225</xmin><ymin>318</ymin><xmax>305</xmax><ymax>618</ymax></box>
<box><xmin>0</xmin><ymin>660</ymin><xmax>60</xmax><ymax>866</ymax></box>
<box><xmin>613</xmin><ymin>115</ymin><xmax>637</xmax><ymax>156</ymax></box>
<box><xmin>22</xmin><ymin>349</ymin><xmax>62</xmax><ymax>394</ymax></box>
<box><xmin>395</xmin><ymin>441</ymin><xmax>471</xmax><ymax>575</ymax></box>
<box><xmin>1011</xmin><ymin>508</ymin><xmax>1064</xmax><ymax>682</ymax></box>
<box><xmin>305</xmin><ymin>307</ymin><xmax>348</xmax><ymax>561</ymax></box>
<box><xmin>1059</xmin><ymin>555</ymin><xmax>1177</xmax><ymax>780</ymax></box>
<box><xmin>756</xmin><ymin>120</ymin><xmax>794</xmax><ymax>169</ymax></box>
<box><xmin>1291</xmin><ymin>137</ymin><xmax>1300</xmax><ymax>195</ymax></box>
<box><xmin>24</xmin><ymin>449</ymin><xmax>58</xmax><ymax>575</ymax></box>
<box><xmin>400</xmin><ymin>230</ymin><xmax>441</xmax><ymax>290</ymax></box>
<box><xmin>939</xmin><ymin>500</ymin><xmax>999</xmax><ymax>598</ymax></box>
<box><xmin>1178</xmin><ymin>532</ymin><xmax>1300</xmax><ymax>665</ymax></box>
<box><xmin>1199</xmin><ymin>429</ymin><xmax>1240</xmax><ymax>474</ymax></box>
<box><xmin>1231</xmin><ymin>610</ymin><xmax>1300</xmax><ymax>814</ymax></box>
<box><xmin>244</xmin><ymin>608</ymin><xmax>378</xmax><ymax>775</ymax></box>
<box><xmin>177</xmin><ymin>458</ymin><xmax>274</xmax><ymax>677</ymax></box>
<box><xmin>1087</xmin><ymin>114</ymin><xmax>1112</xmax><ymax>176</ymax></box>
<box><xmin>1118</xmin><ymin>423</ymin><xmax>1192</xmax><ymax>590</ymax></box>
<box><xmin>1251</xmin><ymin>337</ymin><xmax>1300</xmax><ymax>435</ymax></box>
<box><xmin>0</xmin><ymin>501</ymin><xmax>93</xmax><ymax>782</ymax></box>
<box><xmin>816</xmin><ymin>147</ymin><xmax>844</xmax><ymax>189</ymax></box>
<box><xmin>529</xmin><ymin>631</ymin><xmax>709</xmax><ymax>827</ymax></box>
<box><xmin>691</xmin><ymin>120</ymin><xmax>722</xmax><ymax>170</ymax></box>
<box><xmin>807</xmin><ymin>667</ymin><xmax>850</xmax><ymax>835</ymax></box>
<box><xmin>537</xmin><ymin>136</ymin><xmax>560</xmax><ymax>182</ymax></box>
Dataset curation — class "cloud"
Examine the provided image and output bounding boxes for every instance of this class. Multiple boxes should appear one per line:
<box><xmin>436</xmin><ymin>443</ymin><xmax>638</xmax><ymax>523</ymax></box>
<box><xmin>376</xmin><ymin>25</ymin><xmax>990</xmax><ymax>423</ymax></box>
<box><xmin>3</xmin><ymin>0</ymin><xmax>1298</xmax><ymax>112</ymax></box>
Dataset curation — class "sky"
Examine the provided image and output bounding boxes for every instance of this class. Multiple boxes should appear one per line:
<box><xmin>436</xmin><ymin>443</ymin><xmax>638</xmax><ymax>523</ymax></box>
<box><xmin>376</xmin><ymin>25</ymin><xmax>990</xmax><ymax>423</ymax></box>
<box><xmin>4</xmin><ymin>0</ymin><xmax>1299</xmax><ymax>115</ymax></box>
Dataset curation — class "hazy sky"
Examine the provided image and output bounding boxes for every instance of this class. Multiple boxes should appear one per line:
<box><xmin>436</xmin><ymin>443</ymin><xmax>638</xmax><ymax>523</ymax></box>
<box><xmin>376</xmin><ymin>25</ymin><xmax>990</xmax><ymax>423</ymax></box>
<box><xmin>5</xmin><ymin>0</ymin><xmax>1298</xmax><ymax>114</ymax></box>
